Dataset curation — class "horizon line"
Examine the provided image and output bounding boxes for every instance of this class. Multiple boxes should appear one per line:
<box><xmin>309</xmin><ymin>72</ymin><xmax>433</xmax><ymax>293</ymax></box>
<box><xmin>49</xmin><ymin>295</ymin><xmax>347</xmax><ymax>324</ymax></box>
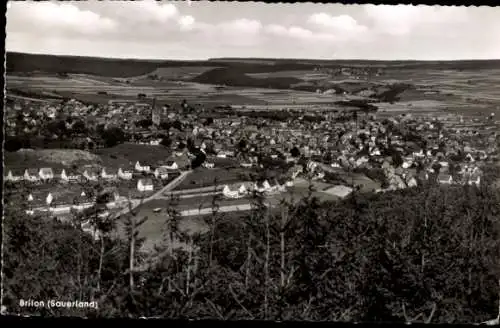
<box><xmin>7</xmin><ymin>50</ymin><xmax>500</xmax><ymax>63</ymax></box>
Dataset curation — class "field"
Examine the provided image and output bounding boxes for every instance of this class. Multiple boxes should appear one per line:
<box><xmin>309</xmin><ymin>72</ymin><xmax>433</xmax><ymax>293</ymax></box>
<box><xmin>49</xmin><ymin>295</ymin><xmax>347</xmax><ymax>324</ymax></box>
<box><xmin>7</xmin><ymin>52</ymin><xmax>500</xmax><ymax>112</ymax></box>
<box><xmin>8</xmin><ymin>65</ymin><xmax>500</xmax><ymax>113</ymax></box>
<box><xmin>4</xmin><ymin>149</ymin><xmax>102</xmax><ymax>170</ymax></box>
<box><xmin>95</xmin><ymin>143</ymin><xmax>173</xmax><ymax>169</ymax></box>
<box><xmin>173</xmin><ymin>167</ymin><xmax>253</xmax><ymax>191</ymax></box>
<box><xmin>4</xmin><ymin>143</ymin><xmax>173</xmax><ymax>172</ymax></box>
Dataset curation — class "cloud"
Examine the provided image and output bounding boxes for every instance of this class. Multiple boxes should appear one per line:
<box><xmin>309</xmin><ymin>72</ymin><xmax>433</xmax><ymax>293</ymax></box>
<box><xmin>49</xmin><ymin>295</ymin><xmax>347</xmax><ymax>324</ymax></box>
<box><xmin>7</xmin><ymin>2</ymin><xmax>117</xmax><ymax>35</ymax></box>
<box><xmin>178</xmin><ymin>15</ymin><xmax>195</xmax><ymax>30</ymax></box>
<box><xmin>218</xmin><ymin>19</ymin><xmax>263</xmax><ymax>34</ymax></box>
<box><xmin>363</xmin><ymin>5</ymin><xmax>469</xmax><ymax>36</ymax></box>
<box><xmin>308</xmin><ymin>13</ymin><xmax>366</xmax><ymax>32</ymax></box>
<box><xmin>5</xmin><ymin>2</ymin><xmax>500</xmax><ymax>60</ymax></box>
<box><xmin>265</xmin><ymin>24</ymin><xmax>313</xmax><ymax>39</ymax></box>
<box><xmin>139</xmin><ymin>0</ymin><xmax>179</xmax><ymax>23</ymax></box>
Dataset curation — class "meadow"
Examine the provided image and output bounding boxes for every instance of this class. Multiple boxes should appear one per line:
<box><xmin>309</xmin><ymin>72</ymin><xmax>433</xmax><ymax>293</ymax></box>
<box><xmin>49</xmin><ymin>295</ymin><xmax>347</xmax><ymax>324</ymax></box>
<box><xmin>173</xmin><ymin>167</ymin><xmax>253</xmax><ymax>191</ymax></box>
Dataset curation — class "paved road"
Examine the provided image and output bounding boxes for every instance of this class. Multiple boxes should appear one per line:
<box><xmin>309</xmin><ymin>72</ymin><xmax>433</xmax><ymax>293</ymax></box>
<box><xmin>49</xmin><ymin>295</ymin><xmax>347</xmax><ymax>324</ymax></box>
<box><xmin>179</xmin><ymin>203</ymin><xmax>253</xmax><ymax>217</ymax></box>
<box><xmin>112</xmin><ymin>170</ymin><xmax>191</xmax><ymax>219</ymax></box>
<box><xmin>157</xmin><ymin>190</ymin><xmax>221</xmax><ymax>200</ymax></box>
<box><xmin>162</xmin><ymin>184</ymin><xmax>228</xmax><ymax>196</ymax></box>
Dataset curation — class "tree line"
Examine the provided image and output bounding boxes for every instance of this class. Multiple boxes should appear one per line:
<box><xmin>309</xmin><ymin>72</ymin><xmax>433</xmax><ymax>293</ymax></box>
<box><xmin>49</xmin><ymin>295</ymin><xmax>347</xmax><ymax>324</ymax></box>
<box><xmin>3</xmin><ymin>167</ymin><xmax>500</xmax><ymax>322</ymax></box>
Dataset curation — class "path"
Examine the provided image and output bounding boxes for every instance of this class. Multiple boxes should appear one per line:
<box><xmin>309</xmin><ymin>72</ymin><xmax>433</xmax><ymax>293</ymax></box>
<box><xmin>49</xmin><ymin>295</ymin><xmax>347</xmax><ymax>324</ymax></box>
<box><xmin>112</xmin><ymin>170</ymin><xmax>191</xmax><ymax>219</ymax></box>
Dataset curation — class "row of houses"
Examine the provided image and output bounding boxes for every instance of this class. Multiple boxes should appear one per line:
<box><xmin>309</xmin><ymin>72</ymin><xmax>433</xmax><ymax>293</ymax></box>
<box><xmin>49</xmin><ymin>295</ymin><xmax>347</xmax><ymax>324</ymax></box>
<box><xmin>5</xmin><ymin>161</ymin><xmax>178</xmax><ymax>184</ymax></box>
<box><xmin>221</xmin><ymin>180</ymin><xmax>294</xmax><ymax>199</ymax></box>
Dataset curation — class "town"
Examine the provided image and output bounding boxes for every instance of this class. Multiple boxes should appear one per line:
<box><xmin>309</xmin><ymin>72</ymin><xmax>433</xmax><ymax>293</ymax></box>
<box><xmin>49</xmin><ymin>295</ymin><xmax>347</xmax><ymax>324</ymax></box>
<box><xmin>5</xmin><ymin>92</ymin><xmax>498</xmax><ymax>231</ymax></box>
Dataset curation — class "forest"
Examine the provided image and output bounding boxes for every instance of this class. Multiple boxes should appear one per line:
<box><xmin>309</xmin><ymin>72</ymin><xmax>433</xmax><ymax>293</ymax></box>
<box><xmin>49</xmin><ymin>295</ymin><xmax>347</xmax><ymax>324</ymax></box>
<box><xmin>3</xmin><ymin>177</ymin><xmax>500</xmax><ymax>323</ymax></box>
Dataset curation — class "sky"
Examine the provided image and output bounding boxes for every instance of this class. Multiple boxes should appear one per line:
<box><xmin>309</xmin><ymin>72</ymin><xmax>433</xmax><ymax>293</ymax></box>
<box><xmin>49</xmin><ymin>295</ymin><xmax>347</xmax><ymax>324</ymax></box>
<box><xmin>6</xmin><ymin>1</ymin><xmax>500</xmax><ymax>60</ymax></box>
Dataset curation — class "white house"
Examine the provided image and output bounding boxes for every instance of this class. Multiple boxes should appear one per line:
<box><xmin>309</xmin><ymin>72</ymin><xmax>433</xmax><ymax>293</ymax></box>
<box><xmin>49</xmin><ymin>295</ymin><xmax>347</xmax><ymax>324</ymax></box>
<box><xmin>438</xmin><ymin>173</ymin><xmax>453</xmax><ymax>185</ymax></box>
<box><xmin>135</xmin><ymin>161</ymin><xmax>151</xmax><ymax>173</ymax></box>
<box><xmin>117</xmin><ymin>168</ymin><xmax>133</xmax><ymax>180</ymax></box>
<box><xmin>83</xmin><ymin>169</ymin><xmax>98</xmax><ymax>181</ymax></box>
<box><xmin>238</xmin><ymin>184</ymin><xmax>248</xmax><ymax>196</ymax></box>
<box><xmin>39</xmin><ymin>168</ymin><xmax>54</xmax><ymax>181</ymax></box>
<box><xmin>468</xmin><ymin>172</ymin><xmax>481</xmax><ymax>186</ymax></box>
<box><xmin>101</xmin><ymin>167</ymin><xmax>117</xmax><ymax>180</ymax></box>
<box><xmin>222</xmin><ymin>185</ymin><xmax>242</xmax><ymax>199</ymax></box>
<box><xmin>60</xmin><ymin>169</ymin><xmax>81</xmax><ymax>183</ymax></box>
<box><xmin>24</xmin><ymin>169</ymin><xmax>40</xmax><ymax>182</ymax></box>
<box><xmin>203</xmin><ymin>162</ymin><xmax>215</xmax><ymax>169</ymax></box>
<box><xmin>137</xmin><ymin>178</ymin><xmax>154</xmax><ymax>192</ymax></box>
<box><xmin>5</xmin><ymin>170</ymin><xmax>23</xmax><ymax>182</ymax></box>
<box><xmin>46</xmin><ymin>192</ymin><xmax>54</xmax><ymax>206</ymax></box>
<box><xmin>164</xmin><ymin>161</ymin><xmax>179</xmax><ymax>171</ymax></box>
<box><xmin>154</xmin><ymin>167</ymin><xmax>169</xmax><ymax>180</ymax></box>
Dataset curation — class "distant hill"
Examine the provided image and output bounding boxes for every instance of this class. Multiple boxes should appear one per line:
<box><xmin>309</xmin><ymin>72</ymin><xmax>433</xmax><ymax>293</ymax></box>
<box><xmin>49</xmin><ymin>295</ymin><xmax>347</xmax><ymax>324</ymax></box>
<box><xmin>6</xmin><ymin>52</ymin><xmax>211</xmax><ymax>78</ymax></box>
<box><xmin>210</xmin><ymin>57</ymin><xmax>500</xmax><ymax>70</ymax></box>
<box><xmin>191</xmin><ymin>67</ymin><xmax>303</xmax><ymax>90</ymax></box>
<box><xmin>7</xmin><ymin>51</ymin><xmax>500</xmax><ymax>85</ymax></box>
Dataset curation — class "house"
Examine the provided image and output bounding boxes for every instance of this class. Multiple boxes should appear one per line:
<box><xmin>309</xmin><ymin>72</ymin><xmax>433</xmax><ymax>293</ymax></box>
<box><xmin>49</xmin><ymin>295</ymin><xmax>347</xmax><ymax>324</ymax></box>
<box><xmin>135</xmin><ymin>161</ymin><xmax>151</xmax><ymax>173</ymax></box>
<box><xmin>438</xmin><ymin>173</ymin><xmax>453</xmax><ymax>184</ymax></box>
<box><xmin>164</xmin><ymin>161</ymin><xmax>179</xmax><ymax>171</ymax></box>
<box><xmin>101</xmin><ymin>167</ymin><xmax>118</xmax><ymax>180</ymax></box>
<box><xmin>137</xmin><ymin>178</ymin><xmax>154</xmax><ymax>192</ymax></box>
<box><xmin>117</xmin><ymin>168</ymin><xmax>133</xmax><ymax>180</ymax></box>
<box><xmin>60</xmin><ymin>169</ymin><xmax>81</xmax><ymax>183</ymax></box>
<box><xmin>238</xmin><ymin>184</ymin><xmax>249</xmax><ymax>196</ymax></box>
<box><xmin>39</xmin><ymin>168</ymin><xmax>54</xmax><ymax>181</ymax></box>
<box><xmin>83</xmin><ymin>168</ymin><xmax>99</xmax><ymax>181</ymax></box>
<box><xmin>222</xmin><ymin>185</ymin><xmax>242</xmax><ymax>199</ymax></box>
<box><xmin>24</xmin><ymin>168</ymin><xmax>41</xmax><ymax>182</ymax></box>
<box><xmin>203</xmin><ymin>162</ymin><xmax>215</xmax><ymax>169</ymax></box>
<box><xmin>154</xmin><ymin>167</ymin><xmax>169</xmax><ymax>180</ymax></box>
<box><xmin>72</xmin><ymin>191</ymin><xmax>95</xmax><ymax>211</ymax></box>
<box><xmin>405</xmin><ymin>175</ymin><xmax>418</xmax><ymax>188</ymax></box>
<box><xmin>46</xmin><ymin>192</ymin><xmax>54</xmax><ymax>205</ymax></box>
<box><xmin>468</xmin><ymin>172</ymin><xmax>481</xmax><ymax>186</ymax></box>
<box><xmin>5</xmin><ymin>169</ymin><xmax>23</xmax><ymax>182</ymax></box>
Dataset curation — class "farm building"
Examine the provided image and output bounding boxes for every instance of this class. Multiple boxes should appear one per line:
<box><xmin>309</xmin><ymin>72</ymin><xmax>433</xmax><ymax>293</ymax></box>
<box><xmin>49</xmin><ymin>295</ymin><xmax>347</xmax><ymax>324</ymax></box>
<box><xmin>101</xmin><ymin>167</ymin><xmax>118</xmax><ymax>180</ymax></box>
<box><xmin>24</xmin><ymin>168</ymin><xmax>40</xmax><ymax>182</ymax></box>
<box><xmin>135</xmin><ymin>161</ymin><xmax>151</xmax><ymax>173</ymax></box>
<box><xmin>137</xmin><ymin>178</ymin><xmax>154</xmax><ymax>192</ymax></box>
<box><xmin>203</xmin><ymin>162</ymin><xmax>215</xmax><ymax>169</ymax></box>
<box><xmin>164</xmin><ymin>160</ymin><xmax>179</xmax><ymax>170</ymax></box>
<box><xmin>83</xmin><ymin>167</ymin><xmax>99</xmax><ymax>181</ymax></box>
<box><xmin>222</xmin><ymin>185</ymin><xmax>242</xmax><ymax>199</ymax></box>
<box><xmin>438</xmin><ymin>173</ymin><xmax>453</xmax><ymax>184</ymax></box>
<box><xmin>5</xmin><ymin>169</ymin><xmax>23</xmax><ymax>182</ymax></box>
<box><xmin>154</xmin><ymin>166</ymin><xmax>169</xmax><ymax>180</ymax></box>
<box><xmin>60</xmin><ymin>169</ymin><xmax>81</xmax><ymax>183</ymax></box>
<box><xmin>39</xmin><ymin>168</ymin><xmax>54</xmax><ymax>181</ymax></box>
<box><xmin>118</xmin><ymin>168</ymin><xmax>133</xmax><ymax>180</ymax></box>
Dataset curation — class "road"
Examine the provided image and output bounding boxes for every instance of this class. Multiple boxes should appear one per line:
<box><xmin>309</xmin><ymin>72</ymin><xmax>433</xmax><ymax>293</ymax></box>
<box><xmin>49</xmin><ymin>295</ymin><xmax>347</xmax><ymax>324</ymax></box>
<box><xmin>157</xmin><ymin>190</ymin><xmax>220</xmax><ymax>200</ymax></box>
<box><xmin>179</xmin><ymin>203</ymin><xmax>253</xmax><ymax>217</ymax></box>
<box><xmin>112</xmin><ymin>170</ymin><xmax>191</xmax><ymax>219</ymax></box>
